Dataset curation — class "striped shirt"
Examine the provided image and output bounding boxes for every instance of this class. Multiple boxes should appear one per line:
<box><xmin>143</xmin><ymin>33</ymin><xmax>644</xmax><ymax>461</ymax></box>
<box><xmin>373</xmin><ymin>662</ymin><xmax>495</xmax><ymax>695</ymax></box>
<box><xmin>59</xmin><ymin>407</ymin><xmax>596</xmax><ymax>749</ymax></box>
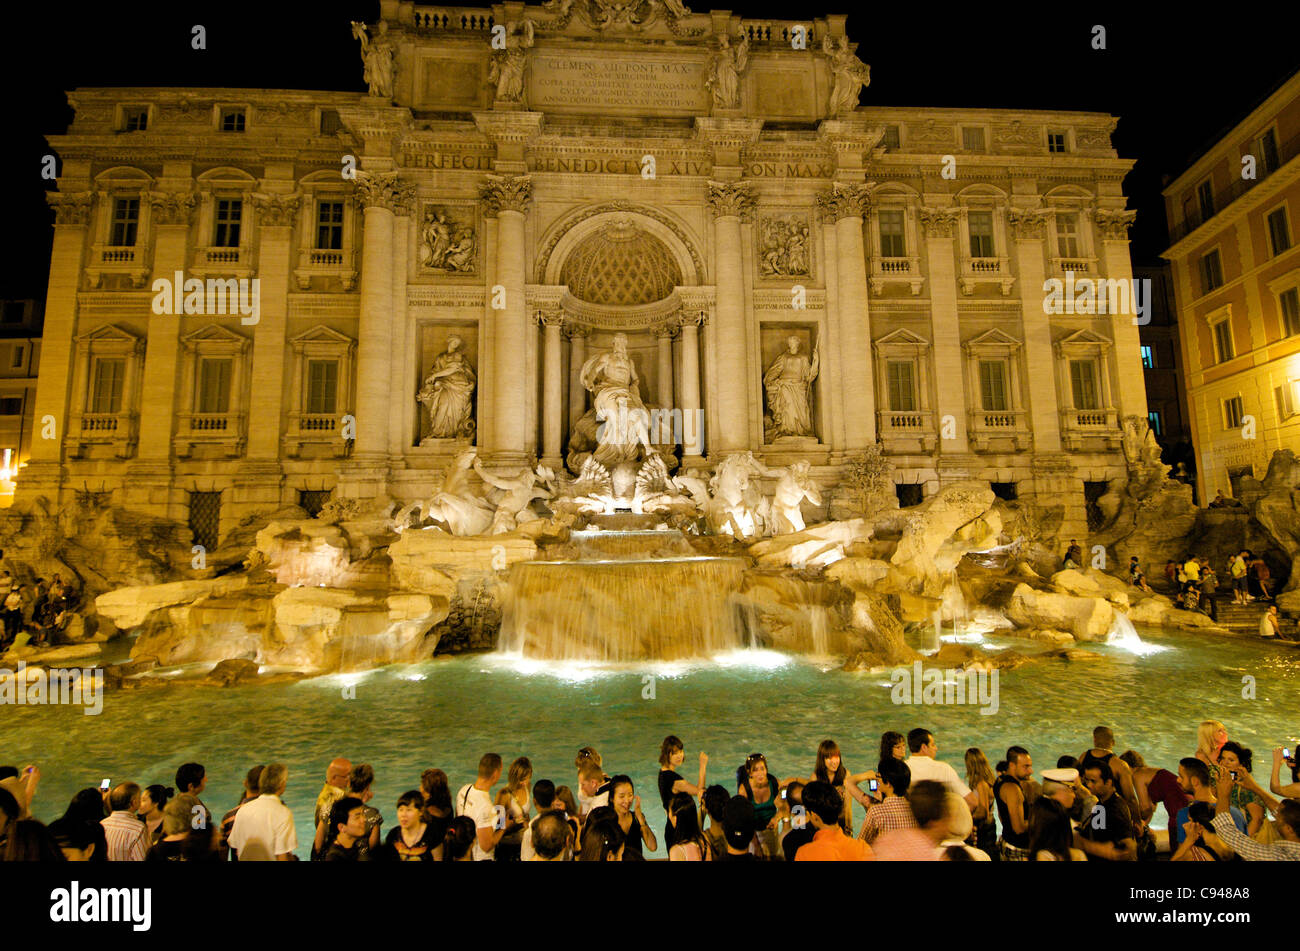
<box><xmin>1212</xmin><ymin>812</ymin><xmax>1300</xmax><ymax>860</ymax></box>
<box><xmin>102</xmin><ymin>811</ymin><xmax>150</xmax><ymax>861</ymax></box>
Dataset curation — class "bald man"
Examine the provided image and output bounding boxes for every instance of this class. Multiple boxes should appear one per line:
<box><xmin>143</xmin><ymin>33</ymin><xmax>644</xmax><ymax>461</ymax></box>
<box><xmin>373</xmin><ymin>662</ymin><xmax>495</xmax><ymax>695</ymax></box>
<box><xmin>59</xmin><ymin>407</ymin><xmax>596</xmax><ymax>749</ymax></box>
<box><xmin>312</xmin><ymin>757</ymin><xmax>352</xmax><ymax>860</ymax></box>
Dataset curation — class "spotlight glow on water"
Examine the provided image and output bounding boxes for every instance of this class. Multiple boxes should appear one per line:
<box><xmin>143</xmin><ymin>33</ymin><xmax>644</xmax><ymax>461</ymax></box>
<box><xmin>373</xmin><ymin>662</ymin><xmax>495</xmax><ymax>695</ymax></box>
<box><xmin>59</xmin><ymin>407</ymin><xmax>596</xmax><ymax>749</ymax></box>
<box><xmin>479</xmin><ymin>647</ymin><xmax>792</xmax><ymax>681</ymax></box>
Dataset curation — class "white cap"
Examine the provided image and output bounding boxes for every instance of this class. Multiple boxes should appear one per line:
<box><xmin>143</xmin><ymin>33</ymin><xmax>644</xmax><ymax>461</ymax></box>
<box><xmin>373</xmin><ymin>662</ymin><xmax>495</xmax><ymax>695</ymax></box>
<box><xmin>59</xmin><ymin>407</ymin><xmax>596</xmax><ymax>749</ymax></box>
<box><xmin>1041</xmin><ymin>767</ymin><xmax>1079</xmax><ymax>784</ymax></box>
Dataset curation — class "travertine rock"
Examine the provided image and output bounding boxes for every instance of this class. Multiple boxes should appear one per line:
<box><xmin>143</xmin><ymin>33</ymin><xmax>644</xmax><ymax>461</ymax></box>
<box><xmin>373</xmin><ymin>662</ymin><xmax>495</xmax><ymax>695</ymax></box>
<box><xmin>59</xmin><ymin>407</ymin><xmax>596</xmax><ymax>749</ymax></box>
<box><xmin>1005</xmin><ymin>583</ymin><xmax>1115</xmax><ymax>641</ymax></box>
<box><xmin>96</xmin><ymin>576</ymin><xmax>250</xmax><ymax>630</ymax></box>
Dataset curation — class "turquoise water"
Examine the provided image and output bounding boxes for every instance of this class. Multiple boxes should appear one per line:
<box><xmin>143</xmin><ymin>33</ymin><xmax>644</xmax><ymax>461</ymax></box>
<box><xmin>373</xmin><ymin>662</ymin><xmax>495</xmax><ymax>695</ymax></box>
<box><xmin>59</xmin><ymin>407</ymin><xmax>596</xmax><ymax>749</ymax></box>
<box><xmin>2</xmin><ymin>626</ymin><xmax>1298</xmax><ymax>857</ymax></box>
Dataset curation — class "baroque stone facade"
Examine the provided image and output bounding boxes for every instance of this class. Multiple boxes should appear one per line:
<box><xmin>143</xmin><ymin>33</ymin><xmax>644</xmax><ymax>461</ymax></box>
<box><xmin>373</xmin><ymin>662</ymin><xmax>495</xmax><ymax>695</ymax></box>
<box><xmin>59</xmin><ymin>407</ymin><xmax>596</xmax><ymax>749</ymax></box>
<box><xmin>22</xmin><ymin>1</ymin><xmax>1147</xmax><ymax>543</ymax></box>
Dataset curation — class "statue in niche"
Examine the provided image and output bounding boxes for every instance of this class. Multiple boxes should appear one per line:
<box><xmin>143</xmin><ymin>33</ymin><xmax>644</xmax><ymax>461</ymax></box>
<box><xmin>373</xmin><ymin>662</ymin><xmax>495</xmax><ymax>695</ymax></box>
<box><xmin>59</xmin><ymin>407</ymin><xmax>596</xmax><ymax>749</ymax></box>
<box><xmin>581</xmin><ymin>332</ymin><xmax>655</xmax><ymax>461</ymax></box>
<box><xmin>822</xmin><ymin>35</ymin><xmax>870</xmax><ymax>117</ymax></box>
<box><xmin>351</xmin><ymin>20</ymin><xmax>396</xmax><ymax>98</ymax></box>
<box><xmin>473</xmin><ymin>458</ymin><xmax>555</xmax><ymax>534</ymax></box>
<box><xmin>488</xmin><ymin>19</ymin><xmax>535</xmax><ymax>103</ymax></box>
<box><xmin>759</xmin><ymin>215</ymin><xmax>811</xmax><ymax>277</ymax></box>
<box><xmin>705</xmin><ymin>32</ymin><xmax>749</xmax><ymax>110</ymax></box>
<box><xmin>763</xmin><ymin>335</ymin><xmax>820</xmax><ymax>440</ymax></box>
<box><xmin>418</xmin><ymin>336</ymin><xmax>477</xmax><ymax>439</ymax></box>
<box><xmin>768</xmin><ymin>460</ymin><xmax>823</xmax><ymax>534</ymax></box>
<box><xmin>421</xmin><ymin>208</ymin><xmax>476</xmax><ymax>273</ymax></box>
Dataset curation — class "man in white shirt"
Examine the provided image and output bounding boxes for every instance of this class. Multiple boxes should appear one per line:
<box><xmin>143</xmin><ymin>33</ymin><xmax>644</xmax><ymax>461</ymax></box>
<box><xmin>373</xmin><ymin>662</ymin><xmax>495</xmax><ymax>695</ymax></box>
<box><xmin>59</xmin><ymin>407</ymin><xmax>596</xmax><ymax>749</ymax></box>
<box><xmin>521</xmin><ymin>779</ymin><xmax>570</xmax><ymax>861</ymax></box>
<box><xmin>101</xmin><ymin>783</ymin><xmax>150</xmax><ymax>861</ymax></box>
<box><xmin>578</xmin><ymin>764</ymin><xmax>609</xmax><ymax>815</ymax></box>
<box><xmin>228</xmin><ymin>763</ymin><xmax>297</xmax><ymax>861</ymax></box>
<box><xmin>456</xmin><ymin>752</ymin><xmax>518</xmax><ymax>861</ymax></box>
<box><xmin>906</xmin><ymin>728</ymin><xmax>978</xmax><ymax>810</ymax></box>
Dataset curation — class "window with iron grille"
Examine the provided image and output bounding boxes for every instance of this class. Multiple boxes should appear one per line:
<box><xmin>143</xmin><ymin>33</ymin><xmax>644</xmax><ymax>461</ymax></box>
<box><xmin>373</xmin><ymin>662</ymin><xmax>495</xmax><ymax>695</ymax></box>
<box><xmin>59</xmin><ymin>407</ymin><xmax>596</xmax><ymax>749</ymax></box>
<box><xmin>299</xmin><ymin>489</ymin><xmax>331</xmax><ymax>517</ymax></box>
<box><xmin>320</xmin><ymin>109</ymin><xmax>342</xmax><ymax>135</ymax></box>
<box><xmin>880</xmin><ymin>125</ymin><xmax>900</xmax><ymax>150</ymax></box>
<box><xmin>878</xmin><ymin>210</ymin><xmax>906</xmax><ymax>257</ymax></box>
<box><xmin>90</xmin><ymin>358</ymin><xmax>125</xmax><ymax>414</ymax></box>
<box><xmin>214</xmin><ymin>199</ymin><xmax>242</xmax><ymax>248</ymax></box>
<box><xmin>968</xmin><ymin>211</ymin><xmax>994</xmax><ymax>258</ymax></box>
<box><xmin>316</xmin><ymin>201</ymin><xmax>344</xmax><ymax>250</ymax></box>
<box><xmin>110</xmin><ymin>198</ymin><xmax>139</xmax><ymax>246</ymax></box>
<box><xmin>189</xmin><ymin>491</ymin><xmax>221</xmax><ymax>551</ymax></box>
<box><xmin>961</xmin><ymin>127</ymin><xmax>986</xmax><ymax>152</ymax></box>
<box><xmin>895</xmin><ymin>483</ymin><xmax>923</xmax><ymax>507</ymax></box>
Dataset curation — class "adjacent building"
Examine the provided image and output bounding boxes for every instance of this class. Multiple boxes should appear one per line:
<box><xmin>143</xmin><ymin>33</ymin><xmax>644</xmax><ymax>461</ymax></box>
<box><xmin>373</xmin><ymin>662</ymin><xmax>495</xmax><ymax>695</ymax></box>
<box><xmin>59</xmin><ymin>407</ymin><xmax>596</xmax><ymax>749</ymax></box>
<box><xmin>1162</xmin><ymin>69</ymin><xmax>1300</xmax><ymax>504</ymax></box>
<box><xmin>0</xmin><ymin>299</ymin><xmax>44</xmax><ymax>506</ymax></box>
<box><xmin>22</xmin><ymin>1</ymin><xmax>1148</xmax><ymax>544</ymax></box>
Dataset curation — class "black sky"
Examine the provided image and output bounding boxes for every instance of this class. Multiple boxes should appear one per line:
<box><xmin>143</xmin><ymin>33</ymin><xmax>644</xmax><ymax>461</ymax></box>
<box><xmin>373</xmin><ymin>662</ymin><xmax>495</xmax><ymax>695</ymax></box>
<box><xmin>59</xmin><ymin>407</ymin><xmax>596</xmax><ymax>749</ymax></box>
<box><xmin>1</xmin><ymin>1</ymin><xmax>1296</xmax><ymax>299</ymax></box>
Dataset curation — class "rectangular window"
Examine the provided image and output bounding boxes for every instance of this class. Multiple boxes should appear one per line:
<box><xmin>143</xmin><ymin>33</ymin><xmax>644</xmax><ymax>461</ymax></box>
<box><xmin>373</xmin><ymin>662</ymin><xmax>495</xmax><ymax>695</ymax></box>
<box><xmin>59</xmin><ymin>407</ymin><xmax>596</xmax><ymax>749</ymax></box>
<box><xmin>1276</xmin><ymin>383</ymin><xmax>1296</xmax><ymax>421</ymax></box>
<box><xmin>1048</xmin><ymin>131</ymin><xmax>1067</xmax><ymax>153</ymax></box>
<box><xmin>962</xmin><ymin>127</ymin><xmax>986</xmax><ymax>152</ymax></box>
<box><xmin>886</xmin><ymin>360</ymin><xmax>916</xmax><ymax>412</ymax></box>
<box><xmin>213</xmin><ymin>199</ymin><xmax>242</xmax><ymax>248</ymax></box>
<box><xmin>1213</xmin><ymin>319</ymin><xmax>1235</xmax><ymax>363</ymax></box>
<box><xmin>1197</xmin><ymin>180</ymin><xmax>1215</xmax><ymax>220</ymax></box>
<box><xmin>319</xmin><ymin>109</ymin><xmax>342</xmax><ymax>135</ymax></box>
<box><xmin>219</xmin><ymin>108</ymin><xmax>246</xmax><ymax>132</ymax></box>
<box><xmin>197</xmin><ymin>358</ymin><xmax>232</xmax><ymax>414</ymax></box>
<box><xmin>306</xmin><ymin>359</ymin><xmax>339</xmax><ymax>415</ymax></box>
<box><xmin>1267</xmin><ymin>207</ymin><xmax>1291</xmax><ymax>256</ymax></box>
<box><xmin>1224</xmin><ymin>396</ymin><xmax>1244</xmax><ymax>430</ymax></box>
<box><xmin>316</xmin><ymin>201</ymin><xmax>344</xmax><ymax>250</ymax></box>
<box><xmin>123</xmin><ymin>107</ymin><xmax>148</xmax><ymax>132</ymax></box>
<box><xmin>110</xmin><ymin>197</ymin><xmax>139</xmax><ymax>246</ymax></box>
<box><xmin>878</xmin><ymin>210</ymin><xmax>906</xmax><ymax>257</ymax></box>
<box><xmin>1281</xmin><ymin>287</ymin><xmax>1300</xmax><ymax>337</ymax></box>
<box><xmin>968</xmin><ymin>211</ymin><xmax>994</xmax><ymax>258</ymax></box>
<box><xmin>90</xmin><ymin>357</ymin><xmax>125</xmax><ymax>414</ymax></box>
<box><xmin>1141</xmin><ymin>345</ymin><xmax>1154</xmax><ymax>369</ymax></box>
<box><xmin>1056</xmin><ymin>212</ymin><xmax>1081</xmax><ymax>258</ymax></box>
<box><xmin>1182</xmin><ymin>195</ymin><xmax>1197</xmax><ymax>228</ymax></box>
<box><xmin>1201</xmin><ymin>249</ymin><xmax>1223</xmax><ymax>294</ymax></box>
<box><xmin>0</xmin><ymin>397</ymin><xmax>23</xmax><ymax>416</ymax></box>
<box><xmin>978</xmin><ymin>359</ymin><xmax>1008</xmax><ymax>411</ymax></box>
<box><xmin>1254</xmin><ymin>128</ymin><xmax>1280</xmax><ymax>174</ymax></box>
<box><xmin>881</xmin><ymin>125</ymin><xmax>900</xmax><ymax>150</ymax></box>
<box><xmin>1069</xmin><ymin>359</ymin><xmax>1100</xmax><ymax>410</ymax></box>
<box><xmin>1148</xmin><ymin>410</ymin><xmax>1162</xmax><ymax>436</ymax></box>
<box><xmin>10</xmin><ymin>345</ymin><xmax>23</xmax><ymax>369</ymax></box>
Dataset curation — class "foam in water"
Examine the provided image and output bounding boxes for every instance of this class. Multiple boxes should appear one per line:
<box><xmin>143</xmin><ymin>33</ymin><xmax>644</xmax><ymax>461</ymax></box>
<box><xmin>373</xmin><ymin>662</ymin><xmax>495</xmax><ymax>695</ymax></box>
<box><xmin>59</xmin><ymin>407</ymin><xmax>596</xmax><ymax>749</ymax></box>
<box><xmin>1105</xmin><ymin>612</ymin><xmax>1169</xmax><ymax>656</ymax></box>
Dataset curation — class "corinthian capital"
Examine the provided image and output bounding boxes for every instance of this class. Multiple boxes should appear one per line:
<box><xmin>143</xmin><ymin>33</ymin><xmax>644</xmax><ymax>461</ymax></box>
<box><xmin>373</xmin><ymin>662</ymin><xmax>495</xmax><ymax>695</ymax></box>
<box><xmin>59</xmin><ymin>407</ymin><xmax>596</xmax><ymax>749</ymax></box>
<box><xmin>147</xmin><ymin>190</ymin><xmax>198</xmax><ymax>226</ymax></box>
<box><xmin>1093</xmin><ymin>207</ymin><xmax>1137</xmax><ymax>240</ymax></box>
<box><xmin>917</xmin><ymin>206</ymin><xmax>961</xmax><ymax>238</ymax></box>
<box><xmin>1006</xmin><ymin>207</ymin><xmax>1048</xmax><ymax>240</ymax></box>
<box><xmin>250</xmin><ymin>191</ymin><xmax>303</xmax><ymax>227</ymax></box>
<box><xmin>46</xmin><ymin>191</ymin><xmax>95</xmax><ymax>226</ymax></box>
<box><xmin>480</xmin><ymin>174</ymin><xmax>533</xmax><ymax>216</ymax></box>
<box><xmin>815</xmin><ymin>182</ymin><xmax>875</xmax><ymax>222</ymax></box>
<box><xmin>350</xmin><ymin>170</ymin><xmax>409</xmax><ymax>213</ymax></box>
<box><xmin>706</xmin><ymin>180</ymin><xmax>757</xmax><ymax>221</ymax></box>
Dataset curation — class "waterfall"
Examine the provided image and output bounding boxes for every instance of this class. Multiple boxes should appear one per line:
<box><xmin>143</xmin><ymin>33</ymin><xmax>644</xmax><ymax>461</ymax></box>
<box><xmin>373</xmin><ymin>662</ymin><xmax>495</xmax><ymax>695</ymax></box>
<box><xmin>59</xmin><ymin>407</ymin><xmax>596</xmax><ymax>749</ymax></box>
<box><xmin>500</xmin><ymin>551</ymin><xmax>749</xmax><ymax>662</ymax></box>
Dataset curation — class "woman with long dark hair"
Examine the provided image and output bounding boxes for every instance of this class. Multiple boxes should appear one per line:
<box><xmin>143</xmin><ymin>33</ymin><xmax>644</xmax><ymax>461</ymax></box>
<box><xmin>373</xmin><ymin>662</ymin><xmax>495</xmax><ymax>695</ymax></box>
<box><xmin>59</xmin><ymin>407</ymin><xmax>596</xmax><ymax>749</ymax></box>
<box><xmin>736</xmin><ymin>752</ymin><xmax>785</xmax><ymax>858</ymax></box>
<box><xmin>1218</xmin><ymin>742</ymin><xmax>1266</xmax><ymax>836</ymax></box>
<box><xmin>1027</xmin><ymin>798</ymin><xmax>1082</xmax><ymax>861</ymax></box>
<box><xmin>657</xmin><ymin>735</ymin><xmax>707</xmax><ymax>851</ymax></box>
<box><xmin>608</xmin><ymin>774</ymin><xmax>656</xmax><ymax>859</ymax></box>
<box><xmin>666</xmin><ymin>792</ymin><xmax>710</xmax><ymax>861</ymax></box>
<box><xmin>138</xmin><ymin>784</ymin><xmax>173</xmax><ymax>845</ymax></box>
<box><xmin>800</xmin><ymin>739</ymin><xmax>873</xmax><ymax>834</ymax></box>
<box><xmin>965</xmin><ymin>748</ymin><xmax>998</xmax><ymax>859</ymax></box>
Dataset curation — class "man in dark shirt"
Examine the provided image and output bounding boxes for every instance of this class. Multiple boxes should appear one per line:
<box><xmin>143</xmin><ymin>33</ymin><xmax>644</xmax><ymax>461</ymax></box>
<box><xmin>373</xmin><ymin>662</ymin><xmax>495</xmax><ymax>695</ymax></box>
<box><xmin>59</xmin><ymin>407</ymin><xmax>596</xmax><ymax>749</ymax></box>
<box><xmin>1078</xmin><ymin>761</ymin><xmax>1137</xmax><ymax>861</ymax></box>
<box><xmin>715</xmin><ymin>796</ymin><xmax>757</xmax><ymax>861</ymax></box>
<box><xmin>781</xmin><ymin>781</ymin><xmax>813</xmax><ymax>861</ymax></box>
<box><xmin>324</xmin><ymin>797</ymin><xmax>370</xmax><ymax>861</ymax></box>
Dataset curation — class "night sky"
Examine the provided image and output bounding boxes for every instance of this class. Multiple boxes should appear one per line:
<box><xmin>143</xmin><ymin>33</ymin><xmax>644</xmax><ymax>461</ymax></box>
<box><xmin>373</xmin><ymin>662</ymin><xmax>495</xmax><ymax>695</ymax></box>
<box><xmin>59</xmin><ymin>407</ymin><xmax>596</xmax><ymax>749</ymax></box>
<box><xmin>1</xmin><ymin>1</ymin><xmax>1295</xmax><ymax>300</ymax></box>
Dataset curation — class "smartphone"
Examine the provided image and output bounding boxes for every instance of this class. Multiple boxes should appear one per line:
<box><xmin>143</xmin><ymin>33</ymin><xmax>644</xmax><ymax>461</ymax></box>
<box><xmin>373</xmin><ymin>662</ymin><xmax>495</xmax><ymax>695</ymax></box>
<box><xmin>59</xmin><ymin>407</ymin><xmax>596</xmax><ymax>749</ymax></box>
<box><xmin>779</xmin><ymin>788</ymin><xmax>787</xmax><ymax>799</ymax></box>
<box><xmin>99</xmin><ymin>778</ymin><xmax>111</xmax><ymax>791</ymax></box>
<box><xmin>868</xmin><ymin>778</ymin><xmax>879</xmax><ymax>793</ymax></box>
<box><xmin>1230</xmin><ymin>770</ymin><xmax>1239</xmax><ymax>781</ymax></box>
<box><xmin>1285</xmin><ymin>747</ymin><xmax>1292</xmax><ymax>759</ymax></box>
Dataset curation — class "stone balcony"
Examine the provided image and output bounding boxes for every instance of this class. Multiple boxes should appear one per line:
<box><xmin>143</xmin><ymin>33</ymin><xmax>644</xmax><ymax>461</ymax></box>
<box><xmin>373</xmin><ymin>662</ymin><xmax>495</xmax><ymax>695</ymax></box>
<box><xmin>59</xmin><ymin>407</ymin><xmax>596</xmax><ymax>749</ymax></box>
<box><xmin>87</xmin><ymin>244</ymin><xmax>149</xmax><ymax>288</ymax></box>
<box><xmin>1059</xmin><ymin>408</ymin><xmax>1121</xmax><ymax>451</ymax></box>
<box><xmin>1051</xmin><ymin>257</ymin><xmax>1096</xmax><ymax>277</ymax></box>
<box><xmin>959</xmin><ymin>256</ymin><xmax>1015</xmax><ymax>295</ymax></box>
<box><xmin>877</xmin><ymin>409</ymin><xmax>936</xmax><ymax>452</ymax></box>
<box><xmin>67</xmin><ymin>411</ymin><xmax>137</xmax><ymax>459</ymax></box>
<box><xmin>967</xmin><ymin>409</ymin><xmax>1030</xmax><ymax>451</ymax></box>
<box><xmin>284</xmin><ymin>412</ymin><xmax>348</xmax><ymax>459</ymax></box>
<box><xmin>174</xmin><ymin>412</ymin><xmax>246</xmax><ymax>458</ymax></box>
<box><xmin>294</xmin><ymin>247</ymin><xmax>358</xmax><ymax>290</ymax></box>
<box><xmin>869</xmin><ymin>256</ymin><xmax>924</xmax><ymax>295</ymax></box>
<box><xmin>192</xmin><ymin>245</ymin><xmax>255</xmax><ymax>280</ymax></box>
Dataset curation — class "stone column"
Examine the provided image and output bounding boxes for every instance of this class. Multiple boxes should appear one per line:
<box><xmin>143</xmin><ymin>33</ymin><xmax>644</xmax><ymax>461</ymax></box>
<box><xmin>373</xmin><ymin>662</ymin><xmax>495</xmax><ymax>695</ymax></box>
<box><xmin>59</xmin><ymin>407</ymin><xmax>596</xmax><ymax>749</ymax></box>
<box><xmin>244</xmin><ymin>192</ymin><xmax>299</xmax><ymax>461</ymax></box>
<box><xmin>706</xmin><ymin>180</ymin><xmax>757</xmax><ymax>455</ymax></box>
<box><xmin>1008</xmin><ymin>208</ymin><xmax>1062</xmax><ymax>452</ymax></box>
<box><xmin>567</xmin><ymin>323</ymin><xmax>588</xmax><ymax>429</ymax></box>
<box><xmin>352</xmin><ymin>172</ymin><xmax>405</xmax><ymax>459</ymax></box>
<box><xmin>918</xmin><ymin>206</ymin><xmax>970</xmax><ymax>454</ymax></box>
<box><xmin>678</xmin><ymin>312</ymin><xmax>705</xmax><ymax>462</ymax></box>
<box><xmin>135</xmin><ymin>190</ymin><xmax>197</xmax><ymax>462</ymax></box>
<box><xmin>19</xmin><ymin>192</ymin><xmax>95</xmax><ymax>502</ymax></box>
<box><xmin>818</xmin><ymin>182</ymin><xmax>877</xmax><ymax>450</ymax></box>
<box><xmin>481</xmin><ymin>174</ymin><xmax>533</xmax><ymax>467</ymax></box>
<box><xmin>1093</xmin><ymin>208</ymin><xmax>1148</xmax><ymax>419</ymax></box>
<box><xmin>656</xmin><ymin>325</ymin><xmax>675</xmax><ymax>409</ymax></box>
<box><xmin>539</xmin><ymin>311</ymin><xmax>564</xmax><ymax>470</ymax></box>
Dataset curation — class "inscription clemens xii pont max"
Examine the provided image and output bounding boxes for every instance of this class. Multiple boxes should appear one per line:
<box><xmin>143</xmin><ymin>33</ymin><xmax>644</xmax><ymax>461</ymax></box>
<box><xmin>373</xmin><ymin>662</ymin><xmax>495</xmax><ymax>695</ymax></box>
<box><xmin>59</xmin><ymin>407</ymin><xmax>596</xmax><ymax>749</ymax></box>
<box><xmin>528</xmin><ymin>54</ymin><xmax>705</xmax><ymax>111</ymax></box>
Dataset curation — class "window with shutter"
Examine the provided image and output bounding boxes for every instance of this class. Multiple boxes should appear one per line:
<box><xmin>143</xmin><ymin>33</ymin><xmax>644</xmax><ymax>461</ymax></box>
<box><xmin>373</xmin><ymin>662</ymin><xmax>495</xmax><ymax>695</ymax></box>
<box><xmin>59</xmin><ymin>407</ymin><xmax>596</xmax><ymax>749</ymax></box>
<box><xmin>91</xmin><ymin>358</ymin><xmax>125</xmax><ymax>414</ymax></box>
<box><xmin>886</xmin><ymin>360</ymin><xmax>916</xmax><ymax>411</ymax></box>
<box><xmin>1069</xmin><ymin>359</ymin><xmax>1099</xmax><ymax>409</ymax></box>
<box><xmin>1281</xmin><ymin>288</ymin><xmax>1300</xmax><ymax>337</ymax></box>
<box><xmin>306</xmin><ymin>359</ymin><xmax>338</xmax><ymax>415</ymax></box>
<box><xmin>979</xmin><ymin>360</ymin><xmax>1007</xmax><ymax>411</ymax></box>
<box><xmin>197</xmin><ymin>358</ymin><xmax>232</xmax><ymax>414</ymax></box>
<box><xmin>968</xmin><ymin>212</ymin><xmax>994</xmax><ymax>258</ymax></box>
<box><xmin>878</xmin><ymin>210</ymin><xmax>906</xmax><ymax>257</ymax></box>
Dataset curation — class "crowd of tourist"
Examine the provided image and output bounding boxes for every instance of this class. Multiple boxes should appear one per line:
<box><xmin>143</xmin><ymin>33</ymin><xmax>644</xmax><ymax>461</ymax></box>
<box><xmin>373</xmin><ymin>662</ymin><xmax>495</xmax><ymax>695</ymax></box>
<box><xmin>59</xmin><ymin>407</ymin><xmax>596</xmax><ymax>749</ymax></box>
<box><xmin>0</xmin><ymin>570</ymin><xmax>78</xmax><ymax>651</ymax></box>
<box><xmin>1112</xmin><ymin>545</ymin><xmax>1283</xmax><ymax>635</ymax></box>
<box><xmin>2</xmin><ymin>720</ymin><xmax>1298</xmax><ymax>862</ymax></box>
